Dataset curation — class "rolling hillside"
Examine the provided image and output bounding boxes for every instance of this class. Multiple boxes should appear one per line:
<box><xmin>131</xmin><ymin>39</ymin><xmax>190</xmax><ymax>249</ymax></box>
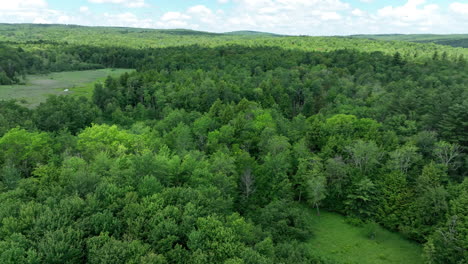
<box><xmin>350</xmin><ymin>34</ymin><xmax>468</xmax><ymax>48</ymax></box>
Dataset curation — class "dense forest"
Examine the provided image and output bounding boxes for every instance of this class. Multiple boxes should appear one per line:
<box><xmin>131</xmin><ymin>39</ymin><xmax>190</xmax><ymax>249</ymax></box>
<box><xmin>0</xmin><ymin>24</ymin><xmax>467</xmax><ymax>264</ymax></box>
<box><xmin>1</xmin><ymin>24</ymin><xmax>468</xmax><ymax>85</ymax></box>
<box><xmin>351</xmin><ymin>34</ymin><xmax>468</xmax><ymax>48</ymax></box>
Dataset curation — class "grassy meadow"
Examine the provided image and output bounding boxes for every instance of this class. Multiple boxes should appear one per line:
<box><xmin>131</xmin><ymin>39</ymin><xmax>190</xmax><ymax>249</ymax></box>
<box><xmin>307</xmin><ymin>211</ymin><xmax>424</xmax><ymax>264</ymax></box>
<box><xmin>0</xmin><ymin>68</ymin><xmax>133</xmax><ymax>107</ymax></box>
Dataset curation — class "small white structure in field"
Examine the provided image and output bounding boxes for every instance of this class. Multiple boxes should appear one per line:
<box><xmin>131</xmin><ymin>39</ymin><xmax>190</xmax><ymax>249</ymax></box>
<box><xmin>64</xmin><ymin>89</ymin><xmax>69</xmax><ymax>92</ymax></box>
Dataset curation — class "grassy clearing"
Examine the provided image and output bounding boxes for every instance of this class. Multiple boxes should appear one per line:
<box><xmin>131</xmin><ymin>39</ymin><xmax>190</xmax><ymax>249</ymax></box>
<box><xmin>0</xmin><ymin>68</ymin><xmax>133</xmax><ymax>107</ymax></box>
<box><xmin>306</xmin><ymin>211</ymin><xmax>424</xmax><ymax>264</ymax></box>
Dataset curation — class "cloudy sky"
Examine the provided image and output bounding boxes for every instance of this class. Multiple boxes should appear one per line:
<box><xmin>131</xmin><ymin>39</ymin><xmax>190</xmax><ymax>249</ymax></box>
<box><xmin>1</xmin><ymin>0</ymin><xmax>468</xmax><ymax>35</ymax></box>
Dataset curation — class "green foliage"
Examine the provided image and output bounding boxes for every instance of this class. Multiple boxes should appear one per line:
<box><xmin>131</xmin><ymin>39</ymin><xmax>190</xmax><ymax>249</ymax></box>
<box><xmin>0</xmin><ymin>128</ymin><xmax>52</xmax><ymax>176</ymax></box>
<box><xmin>0</xmin><ymin>101</ymin><xmax>33</xmax><ymax>136</ymax></box>
<box><xmin>77</xmin><ymin>124</ymin><xmax>147</xmax><ymax>159</ymax></box>
<box><xmin>352</xmin><ymin>33</ymin><xmax>468</xmax><ymax>48</ymax></box>
<box><xmin>188</xmin><ymin>215</ymin><xmax>244</xmax><ymax>263</ymax></box>
<box><xmin>0</xmin><ymin>233</ymin><xmax>39</xmax><ymax>264</ymax></box>
<box><xmin>33</xmin><ymin>95</ymin><xmax>99</xmax><ymax>134</ymax></box>
<box><xmin>307</xmin><ymin>173</ymin><xmax>327</xmax><ymax>216</ymax></box>
<box><xmin>344</xmin><ymin>178</ymin><xmax>377</xmax><ymax>219</ymax></box>
<box><xmin>37</xmin><ymin>227</ymin><xmax>83</xmax><ymax>264</ymax></box>
<box><xmin>0</xmin><ymin>24</ymin><xmax>467</xmax><ymax>264</ymax></box>
<box><xmin>86</xmin><ymin>233</ymin><xmax>155</xmax><ymax>264</ymax></box>
<box><xmin>424</xmin><ymin>179</ymin><xmax>468</xmax><ymax>263</ymax></box>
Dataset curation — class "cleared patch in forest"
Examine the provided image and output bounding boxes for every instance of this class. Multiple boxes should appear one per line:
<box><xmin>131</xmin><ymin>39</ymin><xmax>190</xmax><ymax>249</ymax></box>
<box><xmin>0</xmin><ymin>68</ymin><xmax>133</xmax><ymax>107</ymax></box>
<box><xmin>306</xmin><ymin>211</ymin><xmax>424</xmax><ymax>264</ymax></box>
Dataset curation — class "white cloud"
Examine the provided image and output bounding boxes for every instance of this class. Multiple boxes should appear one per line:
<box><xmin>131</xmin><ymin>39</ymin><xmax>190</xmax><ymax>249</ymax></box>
<box><xmin>156</xmin><ymin>5</ymin><xmax>221</xmax><ymax>29</ymax></box>
<box><xmin>143</xmin><ymin>0</ymin><xmax>461</xmax><ymax>35</ymax></box>
<box><xmin>377</xmin><ymin>0</ymin><xmax>438</xmax><ymax>21</ymax></box>
<box><xmin>160</xmin><ymin>12</ymin><xmax>190</xmax><ymax>22</ymax></box>
<box><xmin>376</xmin><ymin>0</ymin><xmax>442</xmax><ymax>30</ymax></box>
<box><xmin>157</xmin><ymin>11</ymin><xmax>192</xmax><ymax>29</ymax></box>
<box><xmin>156</xmin><ymin>20</ymin><xmax>190</xmax><ymax>29</ymax></box>
<box><xmin>33</xmin><ymin>17</ymin><xmax>50</xmax><ymax>24</ymax></box>
<box><xmin>449</xmin><ymin>2</ymin><xmax>468</xmax><ymax>16</ymax></box>
<box><xmin>201</xmin><ymin>0</ymin><xmax>350</xmax><ymax>34</ymax></box>
<box><xmin>321</xmin><ymin>11</ymin><xmax>341</xmax><ymax>20</ymax></box>
<box><xmin>187</xmin><ymin>5</ymin><xmax>213</xmax><ymax>16</ymax></box>
<box><xmin>0</xmin><ymin>0</ymin><xmax>57</xmax><ymax>25</ymax></box>
<box><xmin>0</xmin><ymin>0</ymin><xmax>153</xmax><ymax>28</ymax></box>
<box><xmin>351</xmin><ymin>8</ymin><xmax>366</xmax><ymax>17</ymax></box>
<box><xmin>57</xmin><ymin>15</ymin><xmax>71</xmax><ymax>24</ymax></box>
<box><xmin>88</xmin><ymin>0</ymin><xmax>146</xmax><ymax>8</ymax></box>
<box><xmin>0</xmin><ymin>0</ymin><xmax>47</xmax><ymax>10</ymax></box>
<box><xmin>187</xmin><ymin>5</ymin><xmax>219</xmax><ymax>24</ymax></box>
<box><xmin>102</xmin><ymin>12</ymin><xmax>153</xmax><ymax>27</ymax></box>
<box><xmin>79</xmin><ymin>6</ymin><xmax>89</xmax><ymax>13</ymax></box>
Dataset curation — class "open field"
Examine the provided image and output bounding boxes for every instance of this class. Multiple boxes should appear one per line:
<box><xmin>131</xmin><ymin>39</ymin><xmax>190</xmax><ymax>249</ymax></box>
<box><xmin>307</xmin><ymin>211</ymin><xmax>424</xmax><ymax>264</ymax></box>
<box><xmin>0</xmin><ymin>68</ymin><xmax>133</xmax><ymax>107</ymax></box>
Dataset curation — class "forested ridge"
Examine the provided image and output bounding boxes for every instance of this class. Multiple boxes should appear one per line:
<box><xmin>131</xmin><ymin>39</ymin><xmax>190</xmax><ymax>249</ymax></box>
<box><xmin>0</xmin><ymin>25</ymin><xmax>467</xmax><ymax>264</ymax></box>
<box><xmin>2</xmin><ymin>24</ymin><xmax>468</xmax><ymax>85</ymax></box>
<box><xmin>351</xmin><ymin>34</ymin><xmax>468</xmax><ymax>48</ymax></box>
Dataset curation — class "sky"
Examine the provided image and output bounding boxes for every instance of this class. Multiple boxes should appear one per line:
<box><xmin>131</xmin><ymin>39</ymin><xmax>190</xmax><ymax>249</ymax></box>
<box><xmin>1</xmin><ymin>0</ymin><xmax>468</xmax><ymax>35</ymax></box>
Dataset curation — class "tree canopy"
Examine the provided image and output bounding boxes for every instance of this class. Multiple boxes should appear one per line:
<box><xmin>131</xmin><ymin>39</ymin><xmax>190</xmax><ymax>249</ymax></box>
<box><xmin>0</xmin><ymin>24</ymin><xmax>467</xmax><ymax>264</ymax></box>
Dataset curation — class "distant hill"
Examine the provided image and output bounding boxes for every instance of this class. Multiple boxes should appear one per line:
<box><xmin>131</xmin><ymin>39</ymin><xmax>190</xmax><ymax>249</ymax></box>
<box><xmin>224</xmin><ymin>30</ymin><xmax>283</xmax><ymax>37</ymax></box>
<box><xmin>1</xmin><ymin>23</ymin><xmax>467</xmax><ymax>63</ymax></box>
<box><xmin>350</xmin><ymin>34</ymin><xmax>468</xmax><ymax>48</ymax></box>
<box><xmin>156</xmin><ymin>29</ymin><xmax>221</xmax><ymax>36</ymax></box>
<box><xmin>155</xmin><ymin>29</ymin><xmax>282</xmax><ymax>37</ymax></box>
<box><xmin>416</xmin><ymin>38</ymin><xmax>468</xmax><ymax>49</ymax></box>
<box><xmin>0</xmin><ymin>24</ymin><xmax>283</xmax><ymax>39</ymax></box>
